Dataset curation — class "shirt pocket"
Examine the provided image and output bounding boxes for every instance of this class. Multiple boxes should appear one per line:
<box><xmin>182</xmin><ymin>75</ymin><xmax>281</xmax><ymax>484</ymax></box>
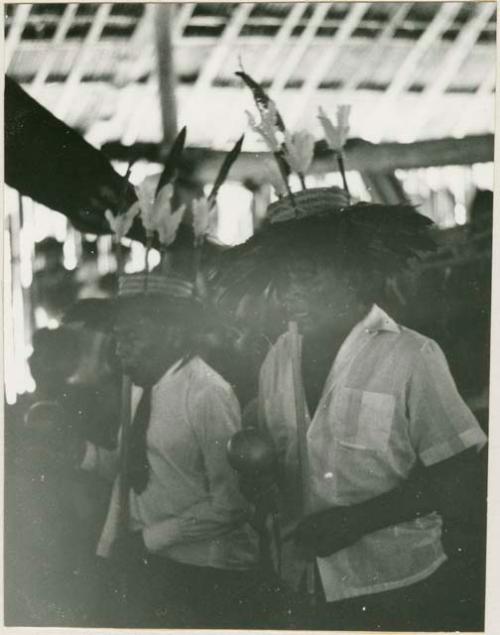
<box><xmin>335</xmin><ymin>388</ymin><xmax>395</xmax><ymax>452</ymax></box>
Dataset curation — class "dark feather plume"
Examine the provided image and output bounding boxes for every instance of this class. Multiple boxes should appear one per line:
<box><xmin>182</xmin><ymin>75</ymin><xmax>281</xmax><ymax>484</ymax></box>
<box><xmin>155</xmin><ymin>126</ymin><xmax>187</xmax><ymax>196</ymax></box>
<box><xmin>236</xmin><ymin>70</ymin><xmax>291</xmax><ymax>178</ymax></box>
<box><xmin>208</xmin><ymin>135</ymin><xmax>245</xmax><ymax>206</ymax></box>
<box><xmin>235</xmin><ymin>71</ymin><xmax>286</xmax><ymax>132</ymax></box>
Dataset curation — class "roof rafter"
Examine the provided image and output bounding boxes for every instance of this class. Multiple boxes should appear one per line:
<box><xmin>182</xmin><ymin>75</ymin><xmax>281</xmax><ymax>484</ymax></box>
<box><xmin>271</xmin><ymin>3</ymin><xmax>331</xmax><ymax>94</ymax></box>
<box><xmin>341</xmin><ymin>3</ymin><xmax>412</xmax><ymax>94</ymax></box>
<box><xmin>369</xmin><ymin>3</ymin><xmax>461</xmax><ymax>141</ymax></box>
<box><xmin>383</xmin><ymin>4</ymin><xmax>462</xmax><ymax>99</ymax></box>
<box><xmin>5</xmin><ymin>4</ymin><xmax>32</xmax><ymax>70</ymax></box>
<box><xmin>288</xmin><ymin>2</ymin><xmax>369</xmax><ymax>127</ymax></box>
<box><xmin>55</xmin><ymin>3</ymin><xmax>113</xmax><ymax>121</ymax></box>
<box><xmin>252</xmin><ymin>3</ymin><xmax>308</xmax><ymax>82</ymax></box>
<box><xmin>31</xmin><ymin>4</ymin><xmax>79</xmax><ymax>94</ymax></box>
<box><xmin>194</xmin><ymin>3</ymin><xmax>255</xmax><ymax>92</ymax></box>
<box><xmin>411</xmin><ymin>3</ymin><xmax>496</xmax><ymax>139</ymax></box>
<box><xmin>121</xmin><ymin>4</ymin><xmax>192</xmax><ymax>147</ymax></box>
<box><xmin>173</xmin><ymin>2</ymin><xmax>196</xmax><ymax>41</ymax></box>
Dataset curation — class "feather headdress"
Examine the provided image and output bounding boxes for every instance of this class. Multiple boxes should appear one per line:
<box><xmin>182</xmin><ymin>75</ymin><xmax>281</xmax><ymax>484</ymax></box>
<box><xmin>237</xmin><ymin>69</ymin><xmax>352</xmax><ymax>203</ymax></box>
<box><xmin>215</xmin><ymin>203</ymin><xmax>437</xmax><ymax>313</ymax></box>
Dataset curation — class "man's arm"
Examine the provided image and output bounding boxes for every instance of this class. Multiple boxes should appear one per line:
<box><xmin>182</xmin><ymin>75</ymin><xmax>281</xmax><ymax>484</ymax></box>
<box><xmin>295</xmin><ymin>338</ymin><xmax>487</xmax><ymax>558</ymax></box>
<box><xmin>294</xmin><ymin>448</ymin><xmax>483</xmax><ymax>557</ymax></box>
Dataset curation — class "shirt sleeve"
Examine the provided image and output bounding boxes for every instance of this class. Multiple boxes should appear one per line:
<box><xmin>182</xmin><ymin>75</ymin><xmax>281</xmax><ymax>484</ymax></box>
<box><xmin>407</xmin><ymin>339</ymin><xmax>487</xmax><ymax>466</ymax></box>
<box><xmin>143</xmin><ymin>381</ymin><xmax>251</xmax><ymax>553</ymax></box>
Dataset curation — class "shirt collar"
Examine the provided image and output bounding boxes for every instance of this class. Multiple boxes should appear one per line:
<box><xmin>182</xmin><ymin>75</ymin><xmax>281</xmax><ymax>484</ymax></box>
<box><xmin>153</xmin><ymin>357</ymin><xmax>188</xmax><ymax>390</ymax></box>
<box><xmin>359</xmin><ymin>304</ymin><xmax>400</xmax><ymax>335</ymax></box>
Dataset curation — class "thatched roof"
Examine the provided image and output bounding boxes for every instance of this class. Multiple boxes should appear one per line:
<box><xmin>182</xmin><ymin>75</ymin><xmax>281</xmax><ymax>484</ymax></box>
<box><xmin>5</xmin><ymin>2</ymin><xmax>496</xmax><ymax>150</ymax></box>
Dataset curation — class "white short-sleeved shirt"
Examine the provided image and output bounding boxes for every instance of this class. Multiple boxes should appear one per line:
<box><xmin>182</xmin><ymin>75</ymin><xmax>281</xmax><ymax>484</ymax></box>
<box><xmin>86</xmin><ymin>357</ymin><xmax>258</xmax><ymax>570</ymax></box>
<box><xmin>259</xmin><ymin>305</ymin><xmax>487</xmax><ymax>602</ymax></box>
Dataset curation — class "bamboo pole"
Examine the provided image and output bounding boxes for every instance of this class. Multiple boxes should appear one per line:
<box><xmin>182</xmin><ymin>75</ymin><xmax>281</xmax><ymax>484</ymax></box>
<box><xmin>117</xmin><ymin>375</ymin><xmax>132</xmax><ymax>534</ymax></box>
<box><xmin>288</xmin><ymin>321</ymin><xmax>316</xmax><ymax>603</ymax></box>
<box><xmin>114</xmin><ymin>161</ymin><xmax>135</xmax><ymax>610</ymax></box>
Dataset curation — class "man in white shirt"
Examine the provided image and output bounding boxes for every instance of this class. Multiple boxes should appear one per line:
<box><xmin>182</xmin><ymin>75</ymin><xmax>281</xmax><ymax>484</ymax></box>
<box><xmin>218</xmin><ymin>198</ymin><xmax>488</xmax><ymax>630</ymax></box>
<box><xmin>79</xmin><ymin>273</ymin><xmax>259</xmax><ymax>627</ymax></box>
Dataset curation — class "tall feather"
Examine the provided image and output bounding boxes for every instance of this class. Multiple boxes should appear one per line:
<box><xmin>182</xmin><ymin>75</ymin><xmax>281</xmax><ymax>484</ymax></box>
<box><xmin>235</xmin><ymin>71</ymin><xmax>286</xmax><ymax>132</ymax></box>
<box><xmin>236</xmin><ymin>70</ymin><xmax>292</xmax><ymax>179</ymax></box>
<box><xmin>155</xmin><ymin>126</ymin><xmax>187</xmax><ymax>196</ymax></box>
<box><xmin>208</xmin><ymin>135</ymin><xmax>245</xmax><ymax>206</ymax></box>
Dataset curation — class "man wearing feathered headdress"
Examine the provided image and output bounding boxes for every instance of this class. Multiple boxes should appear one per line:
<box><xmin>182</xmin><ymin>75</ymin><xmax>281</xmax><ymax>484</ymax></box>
<box><xmin>64</xmin><ymin>272</ymin><xmax>260</xmax><ymax>628</ymax></box>
<box><xmin>216</xmin><ymin>192</ymin><xmax>487</xmax><ymax>631</ymax></box>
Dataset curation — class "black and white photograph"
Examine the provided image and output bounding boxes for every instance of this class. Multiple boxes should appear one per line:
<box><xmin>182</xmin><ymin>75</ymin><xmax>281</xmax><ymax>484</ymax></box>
<box><xmin>3</xmin><ymin>1</ymin><xmax>496</xmax><ymax>631</ymax></box>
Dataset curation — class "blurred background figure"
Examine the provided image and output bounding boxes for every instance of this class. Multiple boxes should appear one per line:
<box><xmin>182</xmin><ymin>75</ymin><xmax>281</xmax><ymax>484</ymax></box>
<box><xmin>33</xmin><ymin>237</ymin><xmax>79</xmax><ymax>322</ymax></box>
<box><xmin>4</xmin><ymin>320</ymin><xmax>121</xmax><ymax>626</ymax></box>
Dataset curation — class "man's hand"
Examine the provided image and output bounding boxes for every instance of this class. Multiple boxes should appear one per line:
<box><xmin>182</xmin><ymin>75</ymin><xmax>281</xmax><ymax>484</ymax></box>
<box><xmin>293</xmin><ymin>506</ymin><xmax>365</xmax><ymax>558</ymax></box>
<box><xmin>239</xmin><ymin>474</ymin><xmax>279</xmax><ymax>532</ymax></box>
<box><xmin>112</xmin><ymin>530</ymin><xmax>148</xmax><ymax>566</ymax></box>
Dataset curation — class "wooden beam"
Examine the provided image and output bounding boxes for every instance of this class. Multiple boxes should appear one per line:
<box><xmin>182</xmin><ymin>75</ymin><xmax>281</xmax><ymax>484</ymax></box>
<box><xmin>155</xmin><ymin>4</ymin><xmax>178</xmax><ymax>149</ymax></box>
<box><xmin>423</xmin><ymin>4</ymin><xmax>495</xmax><ymax>100</ymax></box>
<box><xmin>383</xmin><ymin>4</ymin><xmax>461</xmax><ymax>100</ymax></box>
<box><xmin>126</xmin><ymin>3</ymin><xmax>156</xmax><ymax>78</ymax></box>
<box><xmin>32</xmin><ymin>4</ymin><xmax>79</xmax><ymax>94</ymax></box>
<box><xmin>5</xmin><ymin>4</ymin><xmax>32</xmax><ymax>70</ymax></box>
<box><xmin>252</xmin><ymin>3</ymin><xmax>308</xmax><ymax>82</ymax></box>
<box><xmin>271</xmin><ymin>3</ymin><xmax>330</xmax><ymax>94</ymax></box>
<box><xmin>122</xmin><ymin>4</ymin><xmax>192</xmax><ymax>147</ymax></box>
<box><xmin>195</xmin><ymin>4</ymin><xmax>254</xmax><ymax>93</ymax></box>
<box><xmin>56</xmin><ymin>4</ymin><xmax>112</xmax><ymax>121</ymax></box>
<box><xmin>341</xmin><ymin>4</ymin><xmax>412</xmax><ymax>93</ymax></box>
<box><xmin>370</xmin><ymin>3</ymin><xmax>461</xmax><ymax>141</ymax></box>
<box><xmin>102</xmin><ymin>134</ymin><xmax>494</xmax><ymax>182</ymax></box>
<box><xmin>173</xmin><ymin>2</ymin><xmax>196</xmax><ymax>41</ymax></box>
<box><xmin>100</xmin><ymin>5</ymin><xmax>156</xmax><ymax>147</ymax></box>
<box><xmin>410</xmin><ymin>3</ymin><xmax>496</xmax><ymax>140</ymax></box>
<box><xmin>289</xmin><ymin>2</ymin><xmax>369</xmax><ymax>127</ymax></box>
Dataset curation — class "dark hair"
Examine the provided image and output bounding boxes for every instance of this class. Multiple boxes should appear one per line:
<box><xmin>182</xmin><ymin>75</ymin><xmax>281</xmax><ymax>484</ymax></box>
<box><xmin>29</xmin><ymin>327</ymin><xmax>80</xmax><ymax>383</ymax></box>
<box><xmin>116</xmin><ymin>294</ymin><xmax>209</xmax><ymax>366</ymax></box>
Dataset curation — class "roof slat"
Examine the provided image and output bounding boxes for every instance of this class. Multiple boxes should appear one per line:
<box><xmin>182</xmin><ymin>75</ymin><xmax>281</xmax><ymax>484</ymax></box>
<box><xmin>121</xmin><ymin>3</ymin><xmax>191</xmax><ymax>146</ymax></box>
<box><xmin>384</xmin><ymin>3</ymin><xmax>462</xmax><ymax>98</ymax></box>
<box><xmin>252</xmin><ymin>3</ymin><xmax>308</xmax><ymax>82</ymax></box>
<box><xmin>369</xmin><ymin>3</ymin><xmax>462</xmax><ymax>141</ymax></box>
<box><xmin>410</xmin><ymin>3</ymin><xmax>496</xmax><ymax>139</ymax></box>
<box><xmin>289</xmin><ymin>2</ymin><xmax>369</xmax><ymax>126</ymax></box>
<box><xmin>341</xmin><ymin>3</ymin><xmax>412</xmax><ymax>93</ymax></box>
<box><xmin>271</xmin><ymin>3</ymin><xmax>331</xmax><ymax>94</ymax></box>
<box><xmin>55</xmin><ymin>3</ymin><xmax>113</xmax><ymax>121</ymax></box>
<box><xmin>31</xmin><ymin>4</ymin><xmax>79</xmax><ymax>93</ymax></box>
<box><xmin>195</xmin><ymin>3</ymin><xmax>255</xmax><ymax>92</ymax></box>
<box><xmin>173</xmin><ymin>3</ymin><xmax>196</xmax><ymax>41</ymax></box>
<box><xmin>5</xmin><ymin>4</ymin><xmax>32</xmax><ymax>70</ymax></box>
